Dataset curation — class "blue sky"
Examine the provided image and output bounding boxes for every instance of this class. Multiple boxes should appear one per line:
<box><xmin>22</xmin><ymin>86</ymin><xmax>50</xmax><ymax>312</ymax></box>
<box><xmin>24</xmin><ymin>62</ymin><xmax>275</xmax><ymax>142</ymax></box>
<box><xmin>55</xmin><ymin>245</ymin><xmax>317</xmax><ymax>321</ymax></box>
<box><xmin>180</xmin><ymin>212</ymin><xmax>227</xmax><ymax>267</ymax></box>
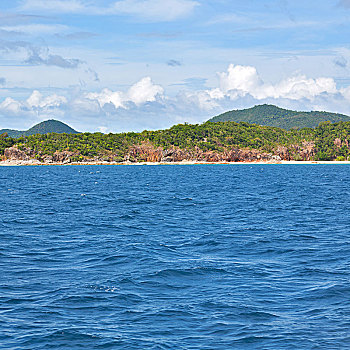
<box><xmin>0</xmin><ymin>0</ymin><xmax>350</xmax><ymax>132</ymax></box>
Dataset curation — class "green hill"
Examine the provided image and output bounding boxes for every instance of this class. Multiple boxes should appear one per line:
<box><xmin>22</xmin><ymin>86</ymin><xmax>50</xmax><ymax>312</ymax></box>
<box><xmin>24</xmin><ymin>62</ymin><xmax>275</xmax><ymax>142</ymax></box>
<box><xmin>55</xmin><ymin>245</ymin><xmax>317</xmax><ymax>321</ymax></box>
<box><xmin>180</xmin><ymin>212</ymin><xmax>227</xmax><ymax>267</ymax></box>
<box><xmin>3</xmin><ymin>119</ymin><xmax>350</xmax><ymax>161</ymax></box>
<box><xmin>208</xmin><ymin>104</ymin><xmax>350</xmax><ymax>129</ymax></box>
<box><xmin>0</xmin><ymin>120</ymin><xmax>78</xmax><ymax>138</ymax></box>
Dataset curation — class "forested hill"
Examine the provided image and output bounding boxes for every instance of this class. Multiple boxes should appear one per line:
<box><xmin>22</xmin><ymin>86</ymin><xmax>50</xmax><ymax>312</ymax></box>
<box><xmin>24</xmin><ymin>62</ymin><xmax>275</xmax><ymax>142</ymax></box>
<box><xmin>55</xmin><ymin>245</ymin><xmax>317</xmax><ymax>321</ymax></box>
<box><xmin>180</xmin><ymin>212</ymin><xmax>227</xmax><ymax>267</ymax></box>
<box><xmin>0</xmin><ymin>120</ymin><xmax>78</xmax><ymax>138</ymax></box>
<box><xmin>208</xmin><ymin>104</ymin><xmax>350</xmax><ymax>129</ymax></box>
<box><xmin>2</xmin><ymin>120</ymin><xmax>350</xmax><ymax>162</ymax></box>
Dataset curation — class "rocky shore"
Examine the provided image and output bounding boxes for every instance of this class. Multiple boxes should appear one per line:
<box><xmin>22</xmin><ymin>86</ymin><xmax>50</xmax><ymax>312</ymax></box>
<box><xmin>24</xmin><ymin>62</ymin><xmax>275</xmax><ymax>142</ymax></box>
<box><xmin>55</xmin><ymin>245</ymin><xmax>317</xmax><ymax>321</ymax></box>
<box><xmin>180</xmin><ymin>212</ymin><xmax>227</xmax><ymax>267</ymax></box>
<box><xmin>0</xmin><ymin>142</ymin><xmax>343</xmax><ymax>165</ymax></box>
<box><xmin>0</xmin><ymin>140</ymin><xmax>318</xmax><ymax>166</ymax></box>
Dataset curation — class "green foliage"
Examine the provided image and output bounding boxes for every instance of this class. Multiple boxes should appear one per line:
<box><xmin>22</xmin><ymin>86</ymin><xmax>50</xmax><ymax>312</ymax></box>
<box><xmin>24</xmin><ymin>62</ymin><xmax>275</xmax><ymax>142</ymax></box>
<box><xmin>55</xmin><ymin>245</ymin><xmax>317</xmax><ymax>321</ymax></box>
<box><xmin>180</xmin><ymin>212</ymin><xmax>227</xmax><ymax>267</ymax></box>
<box><xmin>313</xmin><ymin>121</ymin><xmax>350</xmax><ymax>160</ymax></box>
<box><xmin>2</xmin><ymin>119</ymin><xmax>350</xmax><ymax>162</ymax></box>
<box><xmin>1</xmin><ymin>121</ymin><xmax>314</xmax><ymax>159</ymax></box>
<box><xmin>209</xmin><ymin>104</ymin><xmax>350</xmax><ymax>130</ymax></box>
<box><xmin>0</xmin><ymin>135</ymin><xmax>15</xmax><ymax>155</ymax></box>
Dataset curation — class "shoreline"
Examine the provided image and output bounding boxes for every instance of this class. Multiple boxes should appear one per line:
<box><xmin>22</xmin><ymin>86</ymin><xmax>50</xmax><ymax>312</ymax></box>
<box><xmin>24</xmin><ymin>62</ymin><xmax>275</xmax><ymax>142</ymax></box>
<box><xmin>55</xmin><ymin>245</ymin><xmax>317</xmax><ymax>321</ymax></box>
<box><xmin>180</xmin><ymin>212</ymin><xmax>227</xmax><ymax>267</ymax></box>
<box><xmin>1</xmin><ymin>159</ymin><xmax>350</xmax><ymax>166</ymax></box>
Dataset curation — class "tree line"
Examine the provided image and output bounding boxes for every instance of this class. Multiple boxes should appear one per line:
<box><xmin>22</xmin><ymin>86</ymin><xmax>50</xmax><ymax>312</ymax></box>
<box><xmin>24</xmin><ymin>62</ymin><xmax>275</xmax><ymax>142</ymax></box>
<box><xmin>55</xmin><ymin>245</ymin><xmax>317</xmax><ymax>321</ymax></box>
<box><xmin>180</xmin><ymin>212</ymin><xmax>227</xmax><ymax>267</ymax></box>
<box><xmin>1</xmin><ymin>120</ymin><xmax>350</xmax><ymax>161</ymax></box>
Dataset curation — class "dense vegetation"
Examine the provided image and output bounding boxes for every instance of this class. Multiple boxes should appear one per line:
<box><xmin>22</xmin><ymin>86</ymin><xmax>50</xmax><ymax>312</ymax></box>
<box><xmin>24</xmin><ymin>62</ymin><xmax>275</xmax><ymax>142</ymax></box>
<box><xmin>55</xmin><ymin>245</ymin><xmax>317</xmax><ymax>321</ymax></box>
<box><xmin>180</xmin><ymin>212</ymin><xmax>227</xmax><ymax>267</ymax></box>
<box><xmin>2</xmin><ymin>120</ymin><xmax>350</xmax><ymax>161</ymax></box>
<box><xmin>313</xmin><ymin>121</ymin><xmax>350</xmax><ymax>160</ymax></box>
<box><xmin>0</xmin><ymin>120</ymin><xmax>78</xmax><ymax>138</ymax></box>
<box><xmin>209</xmin><ymin>104</ymin><xmax>350</xmax><ymax>130</ymax></box>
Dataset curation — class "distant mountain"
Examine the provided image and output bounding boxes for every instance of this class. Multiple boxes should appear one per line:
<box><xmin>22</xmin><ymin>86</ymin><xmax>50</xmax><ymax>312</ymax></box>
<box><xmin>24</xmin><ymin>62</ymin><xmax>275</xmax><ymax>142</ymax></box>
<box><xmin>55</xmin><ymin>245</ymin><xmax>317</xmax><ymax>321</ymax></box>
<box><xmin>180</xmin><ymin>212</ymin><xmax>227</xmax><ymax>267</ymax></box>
<box><xmin>0</xmin><ymin>120</ymin><xmax>79</xmax><ymax>138</ymax></box>
<box><xmin>208</xmin><ymin>104</ymin><xmax>350</xmax><ymax>129</ymax></box>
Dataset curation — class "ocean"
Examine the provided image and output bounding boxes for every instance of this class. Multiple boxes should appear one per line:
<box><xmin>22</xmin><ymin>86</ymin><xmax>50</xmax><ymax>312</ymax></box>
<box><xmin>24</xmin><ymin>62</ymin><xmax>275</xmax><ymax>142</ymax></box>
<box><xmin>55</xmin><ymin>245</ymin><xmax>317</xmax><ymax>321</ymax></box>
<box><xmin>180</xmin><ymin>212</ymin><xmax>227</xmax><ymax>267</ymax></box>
<box><xmin>1</xmin><ymin>164</ymin><xmax>350</xmax><ymax>349</ymax></box>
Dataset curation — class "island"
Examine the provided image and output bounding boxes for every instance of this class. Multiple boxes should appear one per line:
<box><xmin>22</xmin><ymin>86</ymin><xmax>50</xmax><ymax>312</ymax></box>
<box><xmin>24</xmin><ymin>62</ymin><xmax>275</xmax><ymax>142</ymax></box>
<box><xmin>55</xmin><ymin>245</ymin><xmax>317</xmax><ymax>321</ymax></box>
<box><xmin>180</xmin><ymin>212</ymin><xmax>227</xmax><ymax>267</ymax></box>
<box><xmin>1</xmin><ymin>117</ymin><xmax>350</xmax><ymax>165</ymax></box>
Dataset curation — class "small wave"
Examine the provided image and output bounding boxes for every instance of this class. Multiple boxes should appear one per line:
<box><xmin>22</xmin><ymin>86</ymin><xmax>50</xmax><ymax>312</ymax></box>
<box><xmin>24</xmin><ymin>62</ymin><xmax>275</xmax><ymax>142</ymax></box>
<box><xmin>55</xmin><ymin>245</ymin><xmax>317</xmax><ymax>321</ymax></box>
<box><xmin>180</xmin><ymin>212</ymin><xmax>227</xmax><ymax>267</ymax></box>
<box><xmin>151</xmin><ymin>266</ymin><xmax>229</xmax><ymax>278</ymax></box>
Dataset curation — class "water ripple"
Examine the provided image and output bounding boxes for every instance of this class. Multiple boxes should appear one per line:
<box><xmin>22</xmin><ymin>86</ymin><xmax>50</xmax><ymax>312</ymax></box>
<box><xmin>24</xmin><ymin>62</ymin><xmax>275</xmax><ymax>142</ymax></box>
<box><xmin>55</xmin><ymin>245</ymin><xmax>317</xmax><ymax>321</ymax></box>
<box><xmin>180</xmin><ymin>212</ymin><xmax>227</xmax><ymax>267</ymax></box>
<box><xmin>1</xmin><ymin>164</ymin><xmax>350</xmax><ymax>349</ymax></box>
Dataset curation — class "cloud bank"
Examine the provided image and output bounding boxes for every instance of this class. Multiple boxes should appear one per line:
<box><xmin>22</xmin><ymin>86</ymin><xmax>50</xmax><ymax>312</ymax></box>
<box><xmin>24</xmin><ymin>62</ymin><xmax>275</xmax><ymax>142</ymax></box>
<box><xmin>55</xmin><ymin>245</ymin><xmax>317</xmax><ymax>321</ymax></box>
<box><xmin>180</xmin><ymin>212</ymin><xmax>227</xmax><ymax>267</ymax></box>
<box><xmin>1</xmin><ymin>64</ymin><xmax>349</xmax><ymax>132</ymax></box>
<box><xmin>211</xmin><ymin>64</ymin><xmax>337</xmax><ymax>102</ymax></box>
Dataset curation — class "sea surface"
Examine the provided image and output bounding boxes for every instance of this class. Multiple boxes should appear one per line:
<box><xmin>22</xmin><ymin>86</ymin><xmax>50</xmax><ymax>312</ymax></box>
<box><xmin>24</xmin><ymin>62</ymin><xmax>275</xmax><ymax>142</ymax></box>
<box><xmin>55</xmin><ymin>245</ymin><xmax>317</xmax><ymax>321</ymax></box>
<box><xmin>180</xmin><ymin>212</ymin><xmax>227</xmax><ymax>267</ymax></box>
<box><xmin>1</xmin><ymin>165</ymin><xmax>350</xmax><ymax>349</ymax></box>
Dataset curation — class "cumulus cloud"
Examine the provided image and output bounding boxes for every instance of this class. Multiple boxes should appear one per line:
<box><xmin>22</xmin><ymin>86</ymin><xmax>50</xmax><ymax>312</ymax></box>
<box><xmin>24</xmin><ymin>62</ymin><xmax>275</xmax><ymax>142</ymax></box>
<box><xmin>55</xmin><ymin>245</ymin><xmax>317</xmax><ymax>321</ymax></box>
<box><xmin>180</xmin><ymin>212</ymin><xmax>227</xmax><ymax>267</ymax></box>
<box><xmin>19</xmin><ymin>0</ymin><xmax>199</xmax><ymax>21</ymax></box>
<box><xmin>127</xmin><ymin>77</ymin><xmax>164</xmax><ymax>104</ymax></box>
<box><xmin>177</xmin><ymin>90</ymin><xmax>220</xmax><ymax>111</ymax></box>
<box><xmin>0</xmin><ymin>91</ymin><xmax>67</xmax><ymax>120</ymax></box>
<box><xmin>87</xmin><ymin>89</ymin><xmax>125</xmax><ymax>109</ymax></box>
<box><xmin>1</xmin><ymin>64</ymin><xmax>350</xmax><ymax>132</ymax></box>
<box><xmin>218</xmin><ymin>64</ymin><xmax>261</xmax><ymax>97</ymax></box>
<box><xmin>205</xmin><ymin>64</ymin><xmax>337</xmax><ymax>102</ymax></box>
<box><xmin>86</xmin><ymin>77</ymin><xmax>164</xmax><ymax>109</ymax></box>
<box><xmin>0</xmin><ymin>77</ymin><xmax>166</xmax><ymax>130</ymax></box>
<box><xmin>26</xmin><ymin>90</ymin><xmax>67</xmax><ymax>109</ymax></box>
<box><xmin>0</xmin><ymin>97</ymin><xmax>22</xmax><ymax>115</ymax></box>
<box><xmin>271</xmin><ymin>75</ymin><xmax>337</xmax><ymax>100</ymax></box>
<box><xmin>340</xmin><ymin>86</ymin><xmax>350</xmax><ymax>101</ymax></box>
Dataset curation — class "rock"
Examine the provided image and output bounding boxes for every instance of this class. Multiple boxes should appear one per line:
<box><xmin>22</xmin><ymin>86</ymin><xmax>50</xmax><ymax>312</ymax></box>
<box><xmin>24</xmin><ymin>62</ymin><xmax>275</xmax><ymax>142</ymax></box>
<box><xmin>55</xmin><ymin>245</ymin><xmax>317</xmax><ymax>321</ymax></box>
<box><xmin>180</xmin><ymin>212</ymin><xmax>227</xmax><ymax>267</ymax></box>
<box><xmin>129</xmin><ymin>142</ymin><xmax>163</xmax><ymax>162</ymax></box>
<box><xmin>334</xmin><ymin>138</ymin><xmax>342</xmax><ymax>148</ymax></box>
<box><xmin>4</xmin><ymin>147</ymin><xmax>29</xmax><ymax>161</ymax></box>
<box><xmin>126</xmin><ymin>143</ymin><xmax>283</xmax><ymax>163</ymax></box>
<box><xmin>275</xmin><ymin>142</ymin><xmax>315</xmax><ymax>161</ymax></box>
<box><xmin>42</xmin><ymin>155</ymin><xmax>53</xmax><ymax>163</ymax></box>
<box><xmin>52</xmin><ymin>151</ymin><xmax>76</xmax><ymax>163</ymax></box>
<box><xmin>333</xmin><ymin>138</ymin><xmax>350</xmax><ymax>150</ymax></box>
<box><xmin>300</xmin><ymin>141</ymin><xmax>315</xmax><ymax>160</ymax></box>
<box><xmin>276</xmin><ymin>146</ymin><xmax>291</xmax><ymax>160</ymax></box>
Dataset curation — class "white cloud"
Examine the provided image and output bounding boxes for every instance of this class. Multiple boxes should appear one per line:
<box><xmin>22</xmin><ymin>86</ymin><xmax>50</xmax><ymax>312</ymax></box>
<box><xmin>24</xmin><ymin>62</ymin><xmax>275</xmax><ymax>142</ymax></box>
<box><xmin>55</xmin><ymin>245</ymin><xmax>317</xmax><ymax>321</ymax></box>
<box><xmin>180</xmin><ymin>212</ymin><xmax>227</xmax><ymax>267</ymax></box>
<box><xmin>206</xmin><ymin>64</ymin><xmax>338</xmax><ymax>102</ymax></box>
<box><xmin>218</xmin><ymin>64</ymin><xmax>262</xmax><ymax>97</ymax></box>
<box><xmin>19</xmin><ymin>0</ymin><xmax>199</xmax><ymax>21</ymax></box>
<box><xmin>0</xmin><ymin>97</ymin><xmax>22</xmax><ymax>114</ymax></box>
<box><xmin>1</xmin><ymin>64</ymin><xmax>350</xmax><ymax>132</ymax></box>
<box><xmin>86</xmin><ymin>89</ymin><xmax>125</xmax><ymax>109</ymax></box>
<box><xmin>0</xmin><ymin>91</ymin><xmax>67</xmax><ymax>118</ymax></box>
<box><xmin>127</xmin><ymin>77</ymin><xmax>164</xmax><ymax>105</ymax></box>
<box><xmin>70</xmin><ymin>96</ymin><xmax>102</xmax><ymax>115</ymax></box>
<box><xmin>272</xmin><ymin>76</ymin><xmax>337</xmax><ymax>100</ymax></box>
<box><xmin>340</xmin><ymin>86</ymin><xmax>350</xmax><ymax>101</ymax></box>
<box><xmin>86</xmin><ymin>77</ymin><xmax>163</xmax><ymax>109</ymax></box>
<box><xmin>177</xmin><ymin>90</ymin><xmax>220</xmax><ymax>110</ymax></box>
<box><xmin>26</xmin><ymin>90</ymin><xmax>67</xmax><ymax>109</ymax></box>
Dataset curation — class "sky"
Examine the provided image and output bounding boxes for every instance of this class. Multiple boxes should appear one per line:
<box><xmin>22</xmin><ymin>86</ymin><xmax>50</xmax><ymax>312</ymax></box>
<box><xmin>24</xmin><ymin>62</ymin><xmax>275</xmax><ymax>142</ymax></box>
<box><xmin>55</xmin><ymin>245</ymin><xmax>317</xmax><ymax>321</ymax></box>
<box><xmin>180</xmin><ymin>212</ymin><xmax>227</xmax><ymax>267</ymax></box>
<box><xmin>0</xmin><ymin>0</ymin><xmax>350</xmax><ymax>132</ymax></box>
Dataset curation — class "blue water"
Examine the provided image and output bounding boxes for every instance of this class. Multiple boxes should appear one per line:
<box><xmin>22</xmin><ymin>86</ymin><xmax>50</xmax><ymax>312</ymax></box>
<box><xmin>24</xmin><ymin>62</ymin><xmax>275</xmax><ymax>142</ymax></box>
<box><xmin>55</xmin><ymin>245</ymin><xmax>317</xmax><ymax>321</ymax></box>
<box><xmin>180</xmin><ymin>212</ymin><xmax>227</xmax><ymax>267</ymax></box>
<box><xmin>1</xmin><ymin>165</ymin><xmax>350</xmax><ymax>349</ymax></box>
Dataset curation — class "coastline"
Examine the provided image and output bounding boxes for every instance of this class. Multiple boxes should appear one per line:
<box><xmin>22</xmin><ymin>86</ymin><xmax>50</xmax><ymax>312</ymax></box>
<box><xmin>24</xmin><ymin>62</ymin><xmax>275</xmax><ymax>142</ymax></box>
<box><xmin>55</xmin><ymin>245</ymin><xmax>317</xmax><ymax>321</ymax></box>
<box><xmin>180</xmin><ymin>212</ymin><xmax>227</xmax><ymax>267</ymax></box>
<box><xmin>1</xmin><ymin>159</ymin><xmax>350</xmax><ymax>166</ymax></box>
